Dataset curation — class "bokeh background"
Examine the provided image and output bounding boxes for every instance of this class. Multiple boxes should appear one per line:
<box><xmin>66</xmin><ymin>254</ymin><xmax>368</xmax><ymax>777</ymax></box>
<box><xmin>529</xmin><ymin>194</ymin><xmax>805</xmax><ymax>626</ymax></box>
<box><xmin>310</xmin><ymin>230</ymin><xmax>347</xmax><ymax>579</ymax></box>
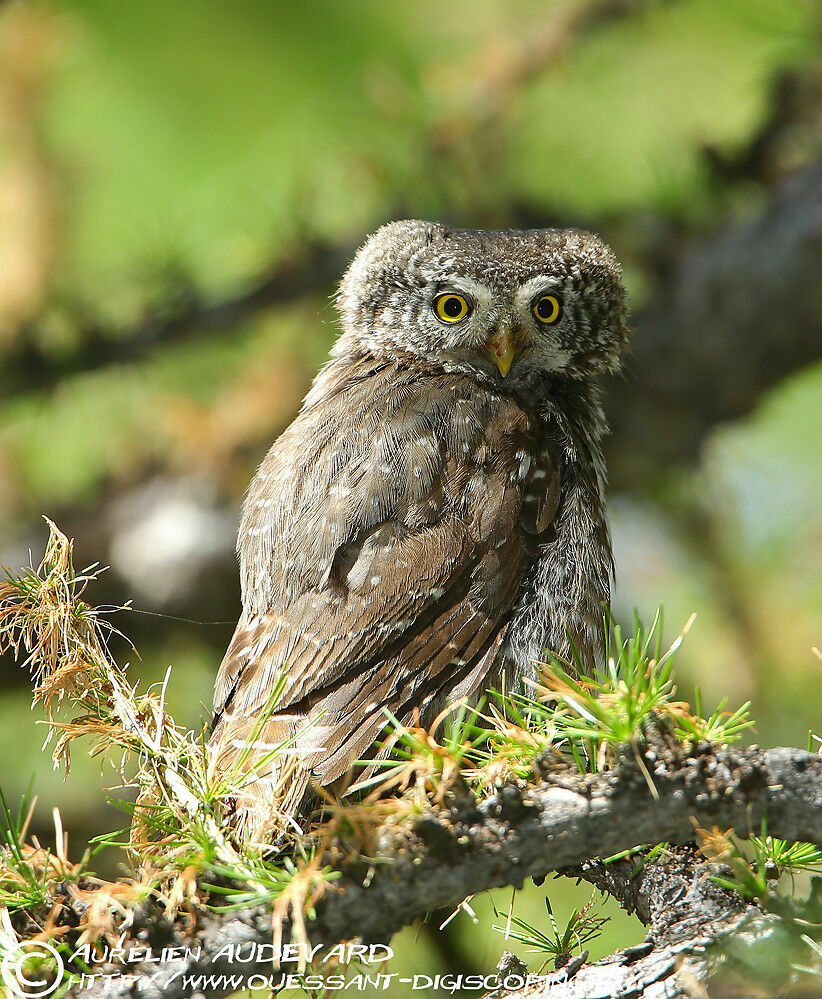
<box><xmin>1</xmin><ymin>0</ymin><xmax>821</xmax><ymax>992</ymax></box>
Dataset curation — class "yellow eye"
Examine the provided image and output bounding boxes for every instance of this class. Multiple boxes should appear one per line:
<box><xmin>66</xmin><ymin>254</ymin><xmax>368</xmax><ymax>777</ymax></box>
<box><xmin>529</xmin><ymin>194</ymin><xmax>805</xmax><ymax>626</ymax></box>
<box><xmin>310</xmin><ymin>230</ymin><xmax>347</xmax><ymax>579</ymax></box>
<box><xmin>532</xmin><ymin>294</ymin><xmax>561</xmax><ymax>324</ymax></box>
<box><xmin>434</xmin><ymin>292</ymin><xmax>471</xmax><ymax>324</ymax></box>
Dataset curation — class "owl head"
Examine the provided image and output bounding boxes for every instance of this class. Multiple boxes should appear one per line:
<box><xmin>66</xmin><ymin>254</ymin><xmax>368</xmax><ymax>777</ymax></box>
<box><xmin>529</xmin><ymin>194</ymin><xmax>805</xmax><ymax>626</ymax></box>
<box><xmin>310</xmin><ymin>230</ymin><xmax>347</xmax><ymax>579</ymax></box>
<box><xmin>336</xmin><ymin>220</ymin><xmax>629</xmax><ymax>383</ymax></box>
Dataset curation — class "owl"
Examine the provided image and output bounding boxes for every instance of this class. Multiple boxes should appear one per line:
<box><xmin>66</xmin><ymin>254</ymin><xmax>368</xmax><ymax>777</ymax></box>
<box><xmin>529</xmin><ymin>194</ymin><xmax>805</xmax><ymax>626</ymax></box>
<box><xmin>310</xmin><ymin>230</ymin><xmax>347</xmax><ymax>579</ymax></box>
<box><xmin>208</xmin><ymin>220</ymin><xmax>629</xmax><ymax>840</ymax></box>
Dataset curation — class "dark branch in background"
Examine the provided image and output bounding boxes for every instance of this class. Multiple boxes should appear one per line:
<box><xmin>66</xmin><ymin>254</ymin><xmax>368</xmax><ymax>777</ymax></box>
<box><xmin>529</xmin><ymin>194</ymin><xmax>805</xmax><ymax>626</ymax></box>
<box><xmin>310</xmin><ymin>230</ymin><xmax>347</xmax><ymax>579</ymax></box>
<box><xmin>703</xmin><ymin>66</ymin><xmax>822</xmax><ymax>187</ymax></box>
<box><xmin>0</xmin><ymin>242</ymin><xmax>348</xmax><ymax>397</ymax></box>
<box><xmin>79</xmin><ymin>743</ymin><xmax>822</xmax><ymax>999</ymax></box>
<box><xmin>606</xmin><ymin>152</ymin><xmax>822</xmax><ymax>487</ymax></box>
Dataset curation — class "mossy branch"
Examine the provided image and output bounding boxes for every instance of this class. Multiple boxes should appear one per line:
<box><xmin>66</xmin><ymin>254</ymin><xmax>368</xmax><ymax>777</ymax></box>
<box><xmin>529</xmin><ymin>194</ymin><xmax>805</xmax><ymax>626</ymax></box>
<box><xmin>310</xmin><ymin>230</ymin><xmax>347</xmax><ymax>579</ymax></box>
<box><xmin>41</xmin><ymin>742</ymin><xmax>822</xmax><ymax>999</ymax></box>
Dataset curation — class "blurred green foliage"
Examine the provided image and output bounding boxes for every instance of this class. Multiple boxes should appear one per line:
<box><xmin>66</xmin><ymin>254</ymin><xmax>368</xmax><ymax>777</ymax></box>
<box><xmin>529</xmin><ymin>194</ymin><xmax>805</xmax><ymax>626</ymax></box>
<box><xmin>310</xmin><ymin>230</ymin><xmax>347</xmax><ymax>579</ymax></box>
<box><xmin>21</xmin><ymin>0</ymin><xmax>822</xmax><ymax>308</ymax></box>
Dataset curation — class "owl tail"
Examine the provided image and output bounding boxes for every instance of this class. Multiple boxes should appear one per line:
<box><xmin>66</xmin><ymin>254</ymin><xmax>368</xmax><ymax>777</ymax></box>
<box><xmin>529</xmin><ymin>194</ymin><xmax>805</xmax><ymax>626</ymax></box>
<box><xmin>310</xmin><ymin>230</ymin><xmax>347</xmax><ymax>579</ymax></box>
<box><xmin>207</xmin><ymin>713</ymin><xmax>315</xmax><ymax>846</ymax></box>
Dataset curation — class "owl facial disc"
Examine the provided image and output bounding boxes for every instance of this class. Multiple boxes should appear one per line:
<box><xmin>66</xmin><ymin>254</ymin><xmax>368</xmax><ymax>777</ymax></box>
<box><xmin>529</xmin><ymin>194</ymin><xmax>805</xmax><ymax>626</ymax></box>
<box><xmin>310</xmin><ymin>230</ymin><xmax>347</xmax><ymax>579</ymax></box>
<box><xmin>336</xmin><ymin>219</ymin><xmax>630</xmax><ymax>381</ymax></box>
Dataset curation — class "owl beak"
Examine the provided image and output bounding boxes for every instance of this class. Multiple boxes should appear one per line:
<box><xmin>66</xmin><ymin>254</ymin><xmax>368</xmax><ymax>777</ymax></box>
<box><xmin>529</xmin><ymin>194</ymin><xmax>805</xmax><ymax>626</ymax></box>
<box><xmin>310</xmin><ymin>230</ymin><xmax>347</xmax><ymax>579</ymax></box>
<box><xmin>485</xmin><ymin>325</ymin><xmax>517</xmax><ymax>378</ymax></box>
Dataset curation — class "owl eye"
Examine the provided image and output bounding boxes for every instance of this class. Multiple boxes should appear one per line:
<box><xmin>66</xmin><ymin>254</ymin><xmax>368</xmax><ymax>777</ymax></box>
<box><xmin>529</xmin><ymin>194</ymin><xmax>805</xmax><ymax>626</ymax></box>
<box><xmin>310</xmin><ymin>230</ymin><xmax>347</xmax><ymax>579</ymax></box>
<box><xmin>433</xmin><ymin>292</ymin><xmax>471</xmax><ymax>324</ymax></box>
<box><xmin>532</xmin><ymin>294</ymin><xmax>562</xmax><ymax>325</ymax></box>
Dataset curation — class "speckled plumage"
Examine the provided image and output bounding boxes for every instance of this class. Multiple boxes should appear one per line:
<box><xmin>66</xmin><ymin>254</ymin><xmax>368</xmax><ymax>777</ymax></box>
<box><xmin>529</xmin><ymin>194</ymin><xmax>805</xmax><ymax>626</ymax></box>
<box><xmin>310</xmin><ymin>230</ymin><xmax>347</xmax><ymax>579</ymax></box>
<box><xmin>208</xmin><ymin>220</ymin><xmax>629</xmax><ymax>840</ymax></box>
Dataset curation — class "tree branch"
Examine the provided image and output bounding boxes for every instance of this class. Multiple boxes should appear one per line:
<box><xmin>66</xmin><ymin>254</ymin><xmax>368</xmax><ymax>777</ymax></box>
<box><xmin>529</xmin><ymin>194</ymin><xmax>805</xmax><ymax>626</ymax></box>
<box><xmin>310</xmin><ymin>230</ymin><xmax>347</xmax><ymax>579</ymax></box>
<box><xmin>1</xmin><ymin>241</ymin><xmax>348</xmax><ymax>397</ymax></box>
<box><xmin>73</xmin><ymin>743</ymin><xmax>822</xmax><ymax>998</ymax></box>
<box><xmin>498</xmin><ymin>848</ymin><xmax>761</xmax><ymax>998</ymax></box>
<box><xmin>607</xmin><ymin>154</ymin><xmax>822</xmax><ymax>486</ymax></box>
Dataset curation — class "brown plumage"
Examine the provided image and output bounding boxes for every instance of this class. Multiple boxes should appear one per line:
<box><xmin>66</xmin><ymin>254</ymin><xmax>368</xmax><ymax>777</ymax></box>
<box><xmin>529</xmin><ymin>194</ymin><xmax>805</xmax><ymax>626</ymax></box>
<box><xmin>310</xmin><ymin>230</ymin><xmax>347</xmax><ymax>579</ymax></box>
<box><xmin>208</xmin><ymin>221</ymin><xmax>629</xmax><ymax>840</ymax></box>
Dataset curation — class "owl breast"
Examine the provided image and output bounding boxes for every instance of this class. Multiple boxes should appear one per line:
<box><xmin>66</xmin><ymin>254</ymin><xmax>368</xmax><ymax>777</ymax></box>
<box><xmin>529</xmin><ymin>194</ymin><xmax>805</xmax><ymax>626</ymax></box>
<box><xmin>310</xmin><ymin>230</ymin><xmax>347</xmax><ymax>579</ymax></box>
<box><xmin>212</xmin><ymin>353</ymin><xmax>570</xmax><ymax>786</ymax></box>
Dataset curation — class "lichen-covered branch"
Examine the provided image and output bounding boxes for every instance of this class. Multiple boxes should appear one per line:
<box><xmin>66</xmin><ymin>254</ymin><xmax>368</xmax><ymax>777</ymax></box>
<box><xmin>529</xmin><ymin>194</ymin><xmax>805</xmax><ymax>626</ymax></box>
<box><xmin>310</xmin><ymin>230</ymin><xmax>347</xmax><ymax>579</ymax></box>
<box><xmin>497</xmin><ymin>848</ymin><xmax>762</xmax><ymax>999</ymax></box>
<box><xmin>80</xmin><ymin>743</ymin><xmax>822</xmax><ymax>999</ymax></box>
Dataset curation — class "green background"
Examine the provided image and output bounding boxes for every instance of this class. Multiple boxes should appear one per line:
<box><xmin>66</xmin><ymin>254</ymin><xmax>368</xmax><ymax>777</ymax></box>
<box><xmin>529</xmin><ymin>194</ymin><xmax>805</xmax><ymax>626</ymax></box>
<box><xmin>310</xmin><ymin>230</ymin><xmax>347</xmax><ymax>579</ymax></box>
<box><xmin>1</xmin><ymin>0</ymin><xmax>821</xmax><ymax>993</ymax></box>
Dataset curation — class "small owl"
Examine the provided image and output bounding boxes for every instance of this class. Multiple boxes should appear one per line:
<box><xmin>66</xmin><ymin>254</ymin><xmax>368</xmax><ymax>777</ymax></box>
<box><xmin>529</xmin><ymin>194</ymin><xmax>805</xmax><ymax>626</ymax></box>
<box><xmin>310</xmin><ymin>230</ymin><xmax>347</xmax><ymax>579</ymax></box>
<box><xmin>209</xmin><ymin>221</ymin><xmax>629</xmax><ymax>839</ymax></box>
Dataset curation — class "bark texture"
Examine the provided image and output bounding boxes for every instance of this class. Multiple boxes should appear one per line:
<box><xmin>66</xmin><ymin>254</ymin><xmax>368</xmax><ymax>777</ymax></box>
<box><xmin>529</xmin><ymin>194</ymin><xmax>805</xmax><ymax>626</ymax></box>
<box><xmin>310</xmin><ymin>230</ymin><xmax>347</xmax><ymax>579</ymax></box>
<box><xmin>72</xmin><ymin>743</ymin><xmax>822</xmax><ymax>998</ymax></box>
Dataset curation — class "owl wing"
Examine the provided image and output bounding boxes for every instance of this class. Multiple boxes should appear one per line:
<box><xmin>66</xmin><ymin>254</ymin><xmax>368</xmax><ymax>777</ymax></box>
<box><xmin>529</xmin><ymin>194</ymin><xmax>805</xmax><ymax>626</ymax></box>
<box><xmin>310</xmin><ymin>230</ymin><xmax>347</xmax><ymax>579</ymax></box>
<box><xmin>210</xmin><ymin>358</ymin><xmax>560</xmax><ymax>786</ymax></box>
